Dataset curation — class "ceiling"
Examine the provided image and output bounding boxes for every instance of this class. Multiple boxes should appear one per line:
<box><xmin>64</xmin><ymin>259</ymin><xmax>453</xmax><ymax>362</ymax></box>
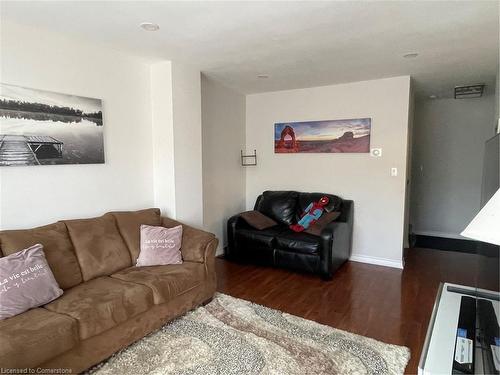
<box><xmin>1</xmin><ymin>1</ymin><xmax>498</xmax><ymax>97</ymax></box>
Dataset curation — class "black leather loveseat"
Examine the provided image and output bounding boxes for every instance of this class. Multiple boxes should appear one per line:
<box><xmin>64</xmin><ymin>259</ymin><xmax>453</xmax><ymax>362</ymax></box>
<box><xmin>226</xmin><ymin>191</ymin><xmax>353</xmax><ymax>279</ymax></box>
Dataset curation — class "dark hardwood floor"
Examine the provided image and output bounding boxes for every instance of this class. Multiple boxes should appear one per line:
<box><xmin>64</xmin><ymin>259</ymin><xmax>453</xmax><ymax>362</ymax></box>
<box><xmin>215</xmin><ymin>248</ymin><xmax>495</xmax><ymax>374</ymax></box>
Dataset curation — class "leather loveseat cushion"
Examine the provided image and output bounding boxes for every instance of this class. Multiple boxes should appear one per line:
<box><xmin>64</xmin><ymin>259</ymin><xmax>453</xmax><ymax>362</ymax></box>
<box><xmin>275</xmin><ymin>249</ymin><xmax>320</xmax><ymax>274</ymax></box>
<box><xmin>64</xmin><ymin>214</ymin><xmax>132</xmax><ymax>281</ymax></box>
<box><xmin>45</xmin><ymin>277</ymin><xmax>154</xmax><ymax>340</ymax></box>
<box><xmin>235</xmin><ymin>227</ymin><xmax>280</xmax><ymax>249</ymax></box>
<box><xmin>111</xmin><ymin>262</ymin><xmax>205</xmax><ymax>304</ymax></box>
<box><xmin>111</xmin><ymin>208</ymin><xmax>161</xmax><ymax>263</ymax></box>
<box><xmin>255</xmin><ymin>191</ymin><xmax>299</xmax><ymax>225</ymax></box>
<box><xmin>275</xmin><ymin>231</ymin><xmax>321</xmax><ymax>254</ymax></box>
<box><xmin>0</xmin><ymin>308</ymin><xmax>78</xmax><ymax>368</ymax></box>
<box><xmin>0</xmin><ymin>222</ymin><xmax>82</xmax><ymax>289</ymax></box>
<box><xmin>233</xmin><ymin>226</ymin><xmax>287</xmax><ymax>265</ymax></box>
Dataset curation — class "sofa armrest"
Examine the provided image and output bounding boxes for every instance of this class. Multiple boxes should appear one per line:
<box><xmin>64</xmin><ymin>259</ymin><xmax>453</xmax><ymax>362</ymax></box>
<box><xmin>226</xmin><ymin>214</ymin><xmax>246</xmax><ymax>258</ymax></box>
<box><xmin>162</xmin><ymin>217</ymin><xmax>217</xmax><ymax>263</ymax></box>
<box><xmin>318</xmin><ymin>200</ymin><xmax>354</xmax><ymax>278</ymax></box>
<box><xmin>227</xmin><ymin>213</ymin><xmax>245</xmax><ymax>232</ymax></box>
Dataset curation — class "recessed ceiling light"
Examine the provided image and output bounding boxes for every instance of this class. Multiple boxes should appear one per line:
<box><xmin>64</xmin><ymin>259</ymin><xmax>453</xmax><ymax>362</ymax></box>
<box><xmin>429</xmin><ymin>95</ymin><xmax>437</xmax><ymax>99</ymax></box>
<box><xmin>403</xmin><ymin>52</ymin><xmax>419</xmax><ymax>59</ymax></box>
<box><xmin>140</xmin><ymin>22</ymin><xmax>160</xmax><ymax>31</ymax></box>
<box><xmin>257</xmin><ymin>74</ymin><xmax>269</xmax><ymax>79</ymax></box>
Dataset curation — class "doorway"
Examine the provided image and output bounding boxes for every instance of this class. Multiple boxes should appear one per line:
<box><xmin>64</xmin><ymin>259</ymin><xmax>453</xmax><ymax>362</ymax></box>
<box><xmin>408</xmin><ymin>87</ymin><xmax>497</xmax><ymax>254</ymax></box>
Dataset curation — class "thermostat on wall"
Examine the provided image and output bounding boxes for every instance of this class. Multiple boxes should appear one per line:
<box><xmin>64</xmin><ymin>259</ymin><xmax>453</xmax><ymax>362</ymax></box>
<box><xmin>370</xmin><ymin>148</ymin><xmax>382</xmax><ymax>157</ymax></box>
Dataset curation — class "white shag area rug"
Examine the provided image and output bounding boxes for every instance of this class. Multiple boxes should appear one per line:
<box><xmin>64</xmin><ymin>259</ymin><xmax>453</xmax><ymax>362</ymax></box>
<box><xmin>89</xmin><ymin>293</ymin><xmax>410</xmax><ymax>375</ymax></box>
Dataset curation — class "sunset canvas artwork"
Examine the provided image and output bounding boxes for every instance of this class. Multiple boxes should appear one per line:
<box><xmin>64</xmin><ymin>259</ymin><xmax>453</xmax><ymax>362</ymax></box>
<box><xmin>274</xmin><ymin>118</ymin><xmax>371</xmax><ymax>153</ymax></box>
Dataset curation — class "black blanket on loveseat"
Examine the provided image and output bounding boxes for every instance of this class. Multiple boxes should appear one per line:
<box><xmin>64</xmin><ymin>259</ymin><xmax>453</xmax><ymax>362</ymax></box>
<box><xmin>226</xmin><ymin>191</ymin><xmax>353</xmax><ymax>279</ymax></box>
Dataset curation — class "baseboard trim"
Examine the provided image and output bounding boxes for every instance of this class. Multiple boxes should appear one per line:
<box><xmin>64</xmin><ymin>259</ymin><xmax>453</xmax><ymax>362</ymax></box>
<box><xmin>349</xmin><ymin>255</ymin><xmax>404</xmax><ymax>269</ymax></box>
<box><xmin>413</xmin><ymin>234</ymin><xmax>477</xmax><ymax>254</ymax></box>
<box><xmin>412</xmin><ymin>230</ymin><xmax>463</xmax><ymax>240</ymax></box>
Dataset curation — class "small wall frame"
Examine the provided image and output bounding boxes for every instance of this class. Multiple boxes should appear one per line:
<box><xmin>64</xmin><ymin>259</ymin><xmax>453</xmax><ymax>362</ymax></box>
<box><xmin>241</xmin><ymin>150</ymin><xmax>257</xmax><ymax>166</ymax></box>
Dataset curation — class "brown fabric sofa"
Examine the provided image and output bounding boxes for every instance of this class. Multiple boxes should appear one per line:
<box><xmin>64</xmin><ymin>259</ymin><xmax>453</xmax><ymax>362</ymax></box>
<box><xmin>0</xmin><ymin>208</ymin><xmax>218</xmax><ymax>373</ymax></box>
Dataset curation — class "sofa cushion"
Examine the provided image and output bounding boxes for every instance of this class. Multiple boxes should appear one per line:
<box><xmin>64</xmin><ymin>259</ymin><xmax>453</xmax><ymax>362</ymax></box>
<box><xmin>235</xmin><ymin>227</ymin><xmax>281</xmax><ymax>249</ymax></box>
<box><xmin>111</xmin><ymin>262</ymin><xmax>205</xmax><ymax>304</ymax></box>
<box><xmin>64</xmin><ymin>214</ymin><xmax>132</xmax><ymax>281</ymax></box>
<box><xmin>275</xmin><ymin>249</ymin><xmax>320</xmax><ymax>274</ymax></box>
<box><xmin>45</xmin><ymin>277</ymin><xmax>153</xmax><ymax>339</ymax></box>
<box><xmin>255</xmin><ymin>191</ymin><xmax>298</xmax><ymax>225</ymax></box>
<box><xmin>111</xmin><ymin>208</ymin><xmax>161</xmax><ymax>263</ymax></box>
<box><xmin>0</xmin><ymin>222</ymin><xmax>82</xmax><ymax>289</ymax></box>
<box><xmin>275</xmin><ymin>231</ymin><xmax>321</xmax><ymax>255</ymax></box>
<box><xmin>0</xmin><ymin>308</ymin><xmax>78</xmax><ymax>368</ymax></box>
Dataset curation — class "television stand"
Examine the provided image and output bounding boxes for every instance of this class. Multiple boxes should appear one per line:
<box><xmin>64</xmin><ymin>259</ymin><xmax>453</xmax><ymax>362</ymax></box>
<box><xmin>419</xmin><ymin>283</ymin><xmax>500</xmax><ymax>374</ymax></box>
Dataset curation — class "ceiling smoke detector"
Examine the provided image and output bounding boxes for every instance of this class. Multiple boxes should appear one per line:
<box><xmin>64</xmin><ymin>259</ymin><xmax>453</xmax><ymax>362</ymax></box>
<box><xmin>140</xmin><ymin>22</ymin><xmax>160</xmax><ymax>31</ymax></box>
<box><xmin>454</xmin><ymin>84</ymin><xmax>485</xmax><ymax>99</ymax></box>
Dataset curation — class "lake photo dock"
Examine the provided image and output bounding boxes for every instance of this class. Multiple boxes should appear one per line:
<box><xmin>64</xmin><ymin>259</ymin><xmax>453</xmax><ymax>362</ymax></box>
<box><xmin>0</xmin><ymin>134</ymin><xmax>63</xmax><ymax>166</ymax></box>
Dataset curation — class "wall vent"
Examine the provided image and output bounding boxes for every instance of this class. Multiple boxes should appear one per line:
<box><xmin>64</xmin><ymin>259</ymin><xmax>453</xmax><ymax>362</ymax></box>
<box><xmin>454</xmin><ymin>84</ymin><xmax>485</xmax><ymax>99</ymax></box>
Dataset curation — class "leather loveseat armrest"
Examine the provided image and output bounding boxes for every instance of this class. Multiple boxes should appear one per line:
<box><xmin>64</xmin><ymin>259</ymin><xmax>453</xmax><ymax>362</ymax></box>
<box><xmin>162</xmin><ymin>217</ymin><xmax>217</xmax><ymax>263</ymax></box>
<box><xmin>226</xmin><ymin>214</ymin><xmax>246</xmax><ymax>259</ymax></box>
<box><xmin>318</xmin><ymin>200</ymin><xmax>354</xmax><ymax>279</ymax></box>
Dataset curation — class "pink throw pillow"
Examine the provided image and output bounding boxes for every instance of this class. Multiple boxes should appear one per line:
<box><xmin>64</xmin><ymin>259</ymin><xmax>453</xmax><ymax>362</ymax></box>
<box><xmin>136</xmin><ymin>225</ymin><xmax>183</xmax><ymax>267</ymax></box>
<box><xmin>0</xmin><ymin>244</ymin><xmax>63</xmax><ymax>320</ymax></box>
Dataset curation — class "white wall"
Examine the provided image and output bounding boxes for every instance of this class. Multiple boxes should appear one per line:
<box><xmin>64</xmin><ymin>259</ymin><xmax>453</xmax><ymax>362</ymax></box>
<box><xmin>496</xmin><ymin>72</ymin><xmax>499</xmax><ymax>121</ymax></box>
<box><xmin>171</xmin><ymin>63</ymin><xmax>203</xmax><ymax>227</ymax></box>
<box><xmin>411</xmin><ymin>96</ymin><xmax>496</xmax><ymax>238</ymax></box>
<box><xmin>151</xmin><ymin>61</ymin><xmax>176</xmax><ymax>218</ymax></box>
<box><xmin>245</xmin><ymin>76</ymin><xmax>412</xmax><ymax>268</ymax></box>
<box><xmin>403</xmin><ymin>81</ymin><xmax>415</xmax><ymax>248</ymax></box>
<box><xmin>150</xmin><ymin>61</ymin><xmax>204</xmax><ymax>228</ymax></box>
<box><xmin>0</xmin><ymin>21</ymin><xmax>155</xmax><ymax>229</ymax></box>
<box><xmin>201</xmin><ymin>75</ymin><xmax>246</xmax><ymax>255</ymax></box>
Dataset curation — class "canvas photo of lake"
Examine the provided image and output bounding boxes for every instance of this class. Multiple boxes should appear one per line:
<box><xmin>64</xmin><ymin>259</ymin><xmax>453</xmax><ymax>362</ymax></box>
<box><xmin>0</xmin><ymin>83</ymin><xmax>104</xmax><ymax>166</ymax></box>
<box><xmin>275</xmin><ymin>118</ymin><xmax>371</xmax><ymax>153</ymax></box>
